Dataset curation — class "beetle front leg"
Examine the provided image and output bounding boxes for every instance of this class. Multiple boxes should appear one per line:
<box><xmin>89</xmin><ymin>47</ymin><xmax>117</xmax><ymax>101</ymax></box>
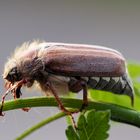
<box><xmin>46</xmin><ymin>81</ymin><xmax>78</xmax><ymax>128</ymax></box>
<box><xmin>46</xmin><ymin>81</ymin><xmax>68</xmax><ymax>113</ymax></box>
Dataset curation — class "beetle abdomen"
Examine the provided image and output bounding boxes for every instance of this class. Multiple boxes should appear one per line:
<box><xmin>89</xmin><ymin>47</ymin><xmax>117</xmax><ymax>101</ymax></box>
<box><xmin>87</xmin><ymin>74</ymin><xmax>134</xmax><ymax>102</ymax></box>
<box><xmin>67</xmin><ymin>74</ymin><xmax>133</xmax><ymax>97</ymax></box>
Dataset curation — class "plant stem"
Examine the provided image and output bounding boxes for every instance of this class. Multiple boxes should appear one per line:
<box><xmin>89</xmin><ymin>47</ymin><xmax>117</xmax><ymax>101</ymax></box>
<box><xmin>1</xmin><ymin>96</ymin><xmax>140</xmax><ymax>128</ymax></box>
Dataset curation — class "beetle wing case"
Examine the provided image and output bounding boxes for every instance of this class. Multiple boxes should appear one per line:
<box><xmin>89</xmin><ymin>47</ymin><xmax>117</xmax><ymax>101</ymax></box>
<box><xmin>40</xmin><ymin>43</ymin><xmax>126</xmax><ymax>77</ymax></box>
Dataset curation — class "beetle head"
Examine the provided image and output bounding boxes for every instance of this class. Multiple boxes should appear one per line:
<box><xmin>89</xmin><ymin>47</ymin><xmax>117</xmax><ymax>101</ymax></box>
<box><xmin>4</xmin><ymin>67</ymin><xmax>22</xmax><ymax>83</ymax></box>
<box><xmin>3</xmin><ymin>62</ymin><xmax>24</xmax><ymax>99</ymax></box>
<box><xmin>3</xmin><ymin>58</ymin><xmax>23</xmax><ymax>84</ymax></box>
<box><xmin>3</xmin><ymin>63</ymin><xmax>34</xmax><ymax>88</ymax></box>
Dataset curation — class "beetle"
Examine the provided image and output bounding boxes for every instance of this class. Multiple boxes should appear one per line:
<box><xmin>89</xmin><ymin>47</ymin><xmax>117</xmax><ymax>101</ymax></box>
<box><xmin>1</xmin><ymin>41</ymin><xmax>134</xmax><ymax>117</ymax></box>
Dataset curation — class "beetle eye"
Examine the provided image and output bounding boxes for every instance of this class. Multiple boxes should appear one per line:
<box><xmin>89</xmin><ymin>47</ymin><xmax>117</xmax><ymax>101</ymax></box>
<box><xmin>5</xmin><ymin>67</ymin><xmax>22</xmax><ymax>83</ymax></box>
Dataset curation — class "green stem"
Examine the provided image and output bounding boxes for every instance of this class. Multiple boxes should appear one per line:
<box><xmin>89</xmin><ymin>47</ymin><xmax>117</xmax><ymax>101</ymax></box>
<box><xmin>15</xmin><ymin>111</ymin><xmax>67</xmax><ymax>140</ymax></box>
<box><xmin>1</xmin><ymin>96</ymin><xmax>140</xmax><ymax>128</ymax></box>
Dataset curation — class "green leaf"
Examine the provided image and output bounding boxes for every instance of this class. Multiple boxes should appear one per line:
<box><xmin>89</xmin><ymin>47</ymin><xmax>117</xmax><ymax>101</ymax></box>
<box><xmin>66</xmin><ymin>110</ymin><xmax>110</xmax><ymax>140</ymax></box>
<box><xmin>66</xmin><ymin>126</ymin><xmax>80</xmax><ymax>140</ymax></box>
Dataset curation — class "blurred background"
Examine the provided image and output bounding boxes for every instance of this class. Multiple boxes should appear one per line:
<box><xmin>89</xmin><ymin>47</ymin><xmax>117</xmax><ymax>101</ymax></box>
<box><xmin>0</xmin><ymin>0</ymin><xmax>140</xmax><ymax>139</ymax></box>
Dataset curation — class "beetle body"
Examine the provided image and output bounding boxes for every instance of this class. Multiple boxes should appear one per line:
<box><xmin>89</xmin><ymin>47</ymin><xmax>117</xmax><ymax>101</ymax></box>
<box><xmin>3</xmin><ymin>41</ymin><xmax>134</xmax><ymax>109</ymax></box>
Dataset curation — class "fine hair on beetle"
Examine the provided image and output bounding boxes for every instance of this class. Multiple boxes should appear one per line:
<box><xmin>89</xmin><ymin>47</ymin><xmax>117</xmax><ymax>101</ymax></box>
<box><xmin>1</xmin><ymin>40</ymin><xmax>134</xmax><ymax>127</ymax></box>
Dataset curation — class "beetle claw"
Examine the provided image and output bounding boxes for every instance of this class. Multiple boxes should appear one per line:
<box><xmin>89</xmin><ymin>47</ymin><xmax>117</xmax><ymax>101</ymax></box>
<box><xmin>22</xmin><ymin>107</ymin><xmax>30</xmax><ymax>112</ymax></box>
<box><xmin>0</xmin><ymin>105</ymin><xmax>5</xmax><ymax>116</ymax></box>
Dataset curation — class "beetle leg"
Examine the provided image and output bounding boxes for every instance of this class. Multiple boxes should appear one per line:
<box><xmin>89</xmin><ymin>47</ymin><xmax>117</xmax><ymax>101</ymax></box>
<box><xmin>79</xmin><ymin>81</ymin><xmax>88</xmax><ymax>111</ymax></box>
<box><xmin>68</xmin><ymin>78</ymin><xmax>83</xmax><ymax>93</ymax></box>
<box><xmin>46</xmin><ymin>81</ymin><xmax>78</xmax><ymax>128</ymax></box>
<box><xmin>13</xmin><ymin>83</ymin><xmax>30</xmax><ymax>112</ymax></box>
<box><xmin>68</xmin><ymin>79</ymin><xmax>88</xmax><ymax>111</ymax></box>
<box><xmin>0</xmin><ymin>92</ymin><xmax>10</xmax><ymax>116</ymax></box>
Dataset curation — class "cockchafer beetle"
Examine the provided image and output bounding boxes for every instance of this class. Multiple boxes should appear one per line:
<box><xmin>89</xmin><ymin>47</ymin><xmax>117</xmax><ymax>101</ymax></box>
<box><xmin>1</xmin><ymin>41</ymin><xmax>134</xmax><ymax>120</ymax></box>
